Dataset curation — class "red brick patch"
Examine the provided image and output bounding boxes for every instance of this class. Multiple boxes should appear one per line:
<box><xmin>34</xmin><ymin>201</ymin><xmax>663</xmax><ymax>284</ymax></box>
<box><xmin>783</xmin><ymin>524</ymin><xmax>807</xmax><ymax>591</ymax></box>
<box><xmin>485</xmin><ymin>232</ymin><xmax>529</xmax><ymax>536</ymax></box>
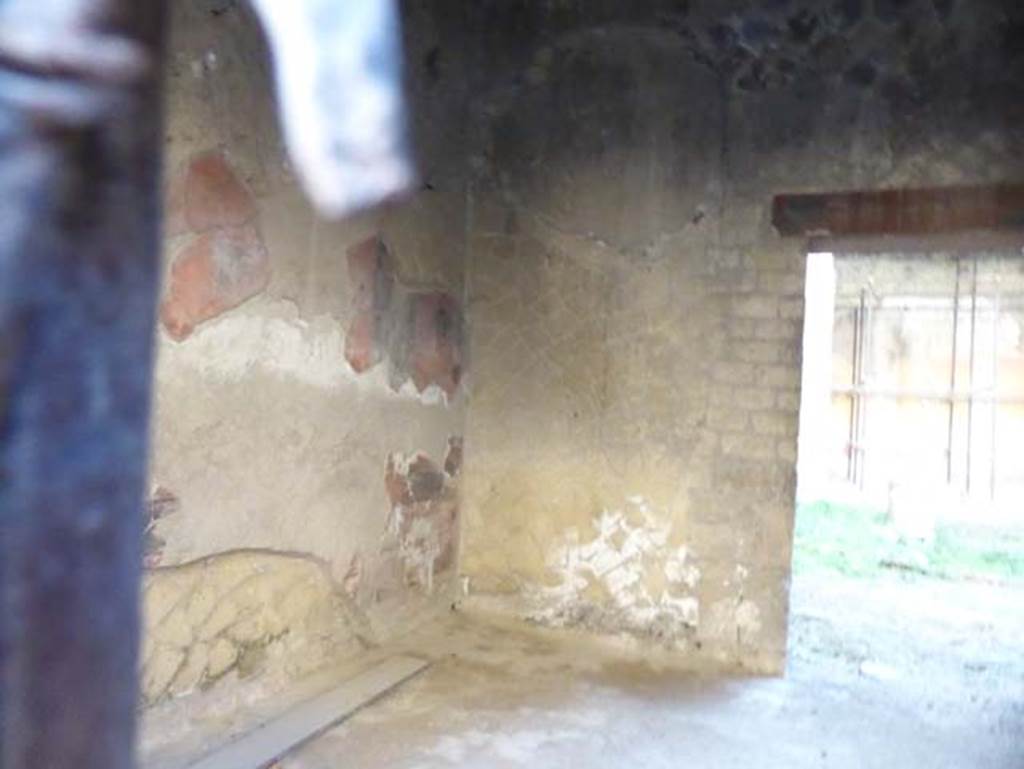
<box><xmin>160</xmin><ymin>151</ymin><xmax>269</xmax><ymax>340</ymax></box>
<box><xmin>347</xmin><ymin>236</ymin><xmax>388</xmax><ymax>309</ymax></box>
<box><xmin>345</xmin><ymin>236</ymin><xmax>395</xmax><ymax>374</ymax></box>
<box><xmin>160</xmin><ymin>225</ymin><xmax>270</xmax><ymax>341</ymax></box>
<box><xmin>343</xmin><ymin>234</ymin><xmax>464</xmax><ymax>396</ymax></box>
<box><xmin>184</xmin><ymin>152</ymin><xmax>257</xmax><ymax>233</ymax></box>
<box><xmin>345</xmin><ymin>312</ymin><xmax>377</xmax><ymax>374</ymax></box>
<box><xmin>410</xmin><ymin>292</ymin><xmax>462</xmax><ymax>396</ymax></box>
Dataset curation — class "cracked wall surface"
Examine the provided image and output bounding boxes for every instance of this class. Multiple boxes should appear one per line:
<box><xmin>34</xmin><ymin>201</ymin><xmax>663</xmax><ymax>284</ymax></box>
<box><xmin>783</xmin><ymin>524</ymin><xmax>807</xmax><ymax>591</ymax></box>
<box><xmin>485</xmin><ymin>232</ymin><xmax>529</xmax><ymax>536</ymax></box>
<box><xmin>458</xmin><ymin>0</ymin><xmax>1024</xmax><ymax>671</ymax></box>
<box><xmin>143</xmin><ymin>1</ymin><xmax>471</xmax><ymax>707</ymax></box>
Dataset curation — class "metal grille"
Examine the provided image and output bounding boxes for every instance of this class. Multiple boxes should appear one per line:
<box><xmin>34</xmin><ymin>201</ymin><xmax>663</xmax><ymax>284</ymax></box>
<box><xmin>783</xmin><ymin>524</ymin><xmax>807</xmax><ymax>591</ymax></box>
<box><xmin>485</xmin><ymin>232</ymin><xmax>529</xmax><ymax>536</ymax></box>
<box><xmin>832</xmin><ymin>253</ymin><xmax>1024</xmax><ymax>502</ymax></box>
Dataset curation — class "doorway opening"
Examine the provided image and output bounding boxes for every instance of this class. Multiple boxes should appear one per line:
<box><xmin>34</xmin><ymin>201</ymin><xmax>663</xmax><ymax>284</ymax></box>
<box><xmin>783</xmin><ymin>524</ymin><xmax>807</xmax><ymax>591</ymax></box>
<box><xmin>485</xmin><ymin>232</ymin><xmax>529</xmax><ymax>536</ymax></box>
<box><xmin>789</xmin><ymin>247</ymin><xmax>1024</xmax><ymax>733</ymax></box>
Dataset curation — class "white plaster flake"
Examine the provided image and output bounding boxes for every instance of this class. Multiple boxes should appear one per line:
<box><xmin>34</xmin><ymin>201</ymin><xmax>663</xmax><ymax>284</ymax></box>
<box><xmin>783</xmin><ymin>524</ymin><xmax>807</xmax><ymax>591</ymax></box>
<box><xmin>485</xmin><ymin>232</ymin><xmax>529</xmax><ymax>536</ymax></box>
<box><xmin>399</xmin><ymin>517</ymin><xmax>441</xmax><ymax>593</ymax></box>
<box><xmin>526</xmin><ymin>497</ymin><xmax>700</xmax><ymax>639</ymax></box>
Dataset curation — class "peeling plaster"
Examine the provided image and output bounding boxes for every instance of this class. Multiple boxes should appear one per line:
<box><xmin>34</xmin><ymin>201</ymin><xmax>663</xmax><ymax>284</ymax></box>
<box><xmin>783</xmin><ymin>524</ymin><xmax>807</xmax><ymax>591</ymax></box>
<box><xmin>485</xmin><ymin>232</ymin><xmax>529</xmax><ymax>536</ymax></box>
<box><xmin>156</xmin><ymin>298</ymin><xmax>452</xmax><ymax>406</ymax></box>
<box><xmin>140</xmin><ymin>549</ymin><xmax>368</xmax><ymax>704</ymax></box>
<box><xmin>383</xmin><ymin>449</ymin><xmax>459</xmax><ymax>594</ymax></box>
<box><xmin>146</xmin><ymin>0</ymin><xmax>470</xmax><ymax>717</ymax></box>
<box><xmin>397</xmin><ymin>517</ymin><xmax>443</xmax><ymax>593</ymax></box>
<box><xmin>525</xmin><ymin>497</ymin><xmax>700</xmax><ymax>643</ymax></box>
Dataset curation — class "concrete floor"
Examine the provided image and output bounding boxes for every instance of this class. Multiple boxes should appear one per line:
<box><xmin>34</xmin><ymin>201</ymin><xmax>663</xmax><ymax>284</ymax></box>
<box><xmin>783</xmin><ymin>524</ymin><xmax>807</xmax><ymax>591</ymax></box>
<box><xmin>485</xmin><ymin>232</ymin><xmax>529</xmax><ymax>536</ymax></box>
<box><xmin>278</xmin><ymin>573</ymin><xmax>1024</xmax><ymax>769</ymax></box>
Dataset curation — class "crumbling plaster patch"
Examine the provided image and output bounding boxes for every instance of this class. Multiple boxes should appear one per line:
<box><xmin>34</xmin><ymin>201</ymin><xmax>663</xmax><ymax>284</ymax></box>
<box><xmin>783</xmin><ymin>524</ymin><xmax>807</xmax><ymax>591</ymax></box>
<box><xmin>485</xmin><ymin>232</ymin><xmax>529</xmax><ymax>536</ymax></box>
<box><xmin>147</xmin><ymin>0</ymin><xmax>1024</xmax><ymax>692</ymax></box>
<box><xmin>141</xmin><ymin>550</ymin><xmax>368</xmax><ymax>706</ymax></box>
<box><xmin>344</xmin><ymin>235</ymin><xmax>465</xmax><ymax>399</ymax></box>
<box><xmin>525</xmin><ymin>497</ymin><xmax>701</xmax><ymax>645</ymax></box>
<box><xmin>382</xmin><ymin>448</ymin><xmax>460</xmax><ymax>594</ymax></box>
<box><xmin>145</xmin><ymin>0</ymin><xmax>472</xmax><ymax>714</ymax></box>
<box><xmin>155</xmin><ymin>297</ymin><xmax>452</xmax><ymax>406</ymax></box>
<box><xmin>454</xmin><ymin>0</ymin><xmax>1024</xmax><ymax>672</ymax></box>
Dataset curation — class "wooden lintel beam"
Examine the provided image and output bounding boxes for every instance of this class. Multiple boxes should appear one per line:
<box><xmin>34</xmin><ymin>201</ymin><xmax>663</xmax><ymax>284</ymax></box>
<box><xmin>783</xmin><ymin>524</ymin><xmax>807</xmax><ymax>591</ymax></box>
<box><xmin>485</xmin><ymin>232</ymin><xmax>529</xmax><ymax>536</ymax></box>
<box><xmin>772</xmin><ymin>184</ymin><xmax>1024</xmax><ymax>238</ymax></box>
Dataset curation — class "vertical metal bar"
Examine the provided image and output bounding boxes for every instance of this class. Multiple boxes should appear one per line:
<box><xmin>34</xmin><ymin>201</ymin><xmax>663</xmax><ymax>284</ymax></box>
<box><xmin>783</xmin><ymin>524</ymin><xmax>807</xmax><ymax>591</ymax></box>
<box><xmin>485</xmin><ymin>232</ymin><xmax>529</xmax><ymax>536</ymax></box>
<box><xmin>947</xmin><ymin>259</ymin><xmax>961</xmax><ymax>484</ymax></box>
<box><xmin>847</xmin><ymin>303</ymin><xmax>861</xmax><ymax>484</ymax></box>
<box><xmin>990</xmin><ymin>283</ymin><xmax>1000</xmax><ymax>501</ymax></box>
<box><xmin>0</xmin><ymin>4</ymin><xmax>168</xmax><ymax>769</ymax></box>
<box><xmin>856</xmin><ymin>289</ymin><xmax>869</xmax><ymax>489</ymax></box>
<box><xmin>966</xmin><ymin>254</ymin><xmax>979</xmax><ymax>496</ymax></box>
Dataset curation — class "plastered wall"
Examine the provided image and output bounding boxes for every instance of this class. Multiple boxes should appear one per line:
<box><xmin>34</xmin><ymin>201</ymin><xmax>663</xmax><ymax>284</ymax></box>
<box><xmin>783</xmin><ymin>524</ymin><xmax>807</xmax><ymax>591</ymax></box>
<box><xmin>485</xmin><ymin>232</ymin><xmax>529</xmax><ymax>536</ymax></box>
<box><xmin>141</xmin><ymin>0</ymin><xmax>1024</xmax><ymax>699</ymax></box>
<box><xmin>458</xmin><ymin>0</ymin><xmax>1024</xmax><ymax>671</ymax></box>
<box><xmin>142</xmin><ymin>1</ymin><xmax>471</xmax><ymax>705</ymax></box>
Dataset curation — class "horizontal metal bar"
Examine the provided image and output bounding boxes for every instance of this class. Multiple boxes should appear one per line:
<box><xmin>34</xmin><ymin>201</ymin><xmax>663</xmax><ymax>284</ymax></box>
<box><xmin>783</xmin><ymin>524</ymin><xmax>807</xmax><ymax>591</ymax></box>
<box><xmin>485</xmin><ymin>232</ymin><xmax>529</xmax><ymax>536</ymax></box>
<box><xmin>832</xmin><ymin>387</ymin><xmax>1024</xmax><ymax>405</ymax></box>
<box><xmin>833</xmin><ymin>303</ymin><xmax>1024</xmax><ymax>311</ymax></box>
<box><xmin>844</xmin><ymin>441</ymin><xmax>950</xmax><ymax>456</ymax></box>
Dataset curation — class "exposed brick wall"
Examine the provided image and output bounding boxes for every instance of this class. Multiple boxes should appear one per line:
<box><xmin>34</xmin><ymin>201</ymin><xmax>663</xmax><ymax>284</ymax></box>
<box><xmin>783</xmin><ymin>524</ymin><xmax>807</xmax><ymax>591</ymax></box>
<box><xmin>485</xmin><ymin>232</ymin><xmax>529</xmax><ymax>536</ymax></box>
<box><xmin>458</xmin><ymin>0</ymin><xmax>1022</xmax><ymax>671</ymax></box>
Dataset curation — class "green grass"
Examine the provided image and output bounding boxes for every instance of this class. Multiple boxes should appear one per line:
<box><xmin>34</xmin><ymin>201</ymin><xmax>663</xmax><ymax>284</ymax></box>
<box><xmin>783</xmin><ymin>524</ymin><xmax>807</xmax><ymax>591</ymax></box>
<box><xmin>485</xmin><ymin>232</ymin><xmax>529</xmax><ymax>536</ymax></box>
<box><xmin>793</xmin><ymin>501</ymin><xmax>1024</xmax><ymax>583</ymax></box>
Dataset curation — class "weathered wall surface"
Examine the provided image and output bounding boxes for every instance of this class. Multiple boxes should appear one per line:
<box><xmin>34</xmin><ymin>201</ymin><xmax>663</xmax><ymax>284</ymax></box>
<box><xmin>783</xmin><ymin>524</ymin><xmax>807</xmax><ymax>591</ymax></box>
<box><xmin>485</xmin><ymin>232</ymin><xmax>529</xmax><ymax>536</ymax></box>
<box><xmin>459</xmin><ymin>0</ymin><xmax>1024</xmax><ymax>671</ymax></box>
<box><xmin>140</xmin><ymin>0</ymin><xmax>1024</xmax><ymax>697</ymax></box>
<box><xmin>142</xmin><ymin>1</ymin><xmax>470</xmax><ymax>705</ymax></box>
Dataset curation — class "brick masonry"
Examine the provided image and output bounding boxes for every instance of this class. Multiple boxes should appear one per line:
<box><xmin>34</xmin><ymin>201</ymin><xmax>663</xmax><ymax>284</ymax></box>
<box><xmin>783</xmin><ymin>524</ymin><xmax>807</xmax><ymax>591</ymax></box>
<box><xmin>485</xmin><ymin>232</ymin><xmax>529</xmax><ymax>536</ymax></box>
<box><xmin>455</xmin><ymin>0</ymin><xmax>1024</xmax><ymax>672</ymax></box>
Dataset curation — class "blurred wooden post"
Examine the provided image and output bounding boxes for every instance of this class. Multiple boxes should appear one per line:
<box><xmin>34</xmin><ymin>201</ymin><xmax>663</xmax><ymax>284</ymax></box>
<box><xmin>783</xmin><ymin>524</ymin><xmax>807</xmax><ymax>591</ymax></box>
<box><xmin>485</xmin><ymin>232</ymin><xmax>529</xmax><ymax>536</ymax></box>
<box><xmin>0</xmin><ymin>2</ymin><xmax>168</xmax><ymax>768</ymax></box>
